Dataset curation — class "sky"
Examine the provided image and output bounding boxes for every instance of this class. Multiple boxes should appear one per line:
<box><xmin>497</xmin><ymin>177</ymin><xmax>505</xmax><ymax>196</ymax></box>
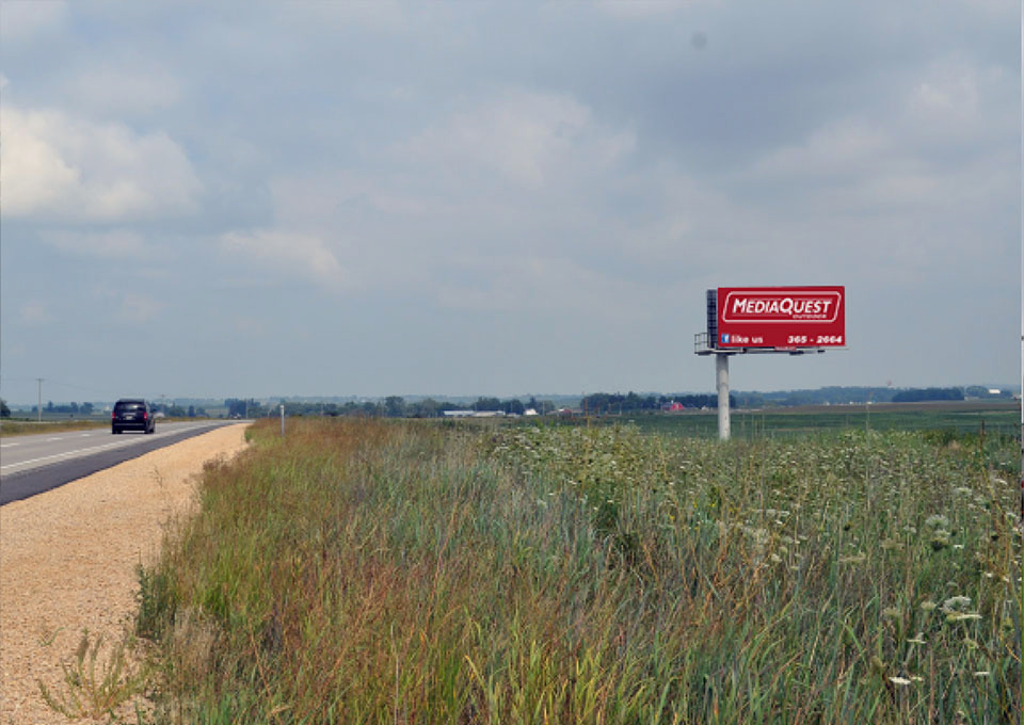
<box><xmin>0</xmin><ymin>0</ymin><xmax>1020</xmax><ymax>405</ymax></box>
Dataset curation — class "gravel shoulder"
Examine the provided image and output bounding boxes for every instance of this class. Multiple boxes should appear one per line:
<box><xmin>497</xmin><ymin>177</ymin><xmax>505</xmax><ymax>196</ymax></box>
<box><xmin>0</xmin><ymin>424</ymin><xmax>249</xmax><ymax>724</ymax></box>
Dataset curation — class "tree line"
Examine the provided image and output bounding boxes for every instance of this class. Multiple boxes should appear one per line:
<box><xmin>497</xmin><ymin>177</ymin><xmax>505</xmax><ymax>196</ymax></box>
<box><xmin>227</xmin><ymin>396</ymin><xmax>558</xmax><ymax>419</ymax></box>
<box><xmin>580</xmin><ymin>392</ymin><xmax>732</xmax><ymax>413</ymax></box>
<box><xmin>891</xmin><ymin>387</ymin><xmax>965</xmax><ymax>403</ymax></box>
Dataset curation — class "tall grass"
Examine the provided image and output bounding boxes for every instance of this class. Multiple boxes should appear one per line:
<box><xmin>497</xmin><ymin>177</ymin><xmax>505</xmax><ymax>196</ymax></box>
<box><xmin>136</xmin><ymin>418</ymin><xmax>1021</xmax><ymax>723</ymax></box>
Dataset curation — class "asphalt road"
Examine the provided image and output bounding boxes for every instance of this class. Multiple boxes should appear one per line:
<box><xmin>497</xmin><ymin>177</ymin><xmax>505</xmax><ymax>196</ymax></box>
<box><xmin>0</xmin><ymin>420</ymin><xmax>247</xmax><ymax>506</ymax></box>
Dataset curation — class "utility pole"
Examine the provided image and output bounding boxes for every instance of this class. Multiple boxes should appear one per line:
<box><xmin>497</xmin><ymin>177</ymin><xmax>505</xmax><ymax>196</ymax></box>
<box><xmin>36</xmin><ymin>378</ymin><xmax>44</xmax><ymax>423</ymax></box>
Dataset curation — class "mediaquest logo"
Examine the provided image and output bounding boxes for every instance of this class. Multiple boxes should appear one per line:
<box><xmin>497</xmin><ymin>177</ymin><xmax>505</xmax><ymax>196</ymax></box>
<box><xmin>722</xmin><ymin>290</ymin><xmax>841</xmax><ymax>323</ymax></box>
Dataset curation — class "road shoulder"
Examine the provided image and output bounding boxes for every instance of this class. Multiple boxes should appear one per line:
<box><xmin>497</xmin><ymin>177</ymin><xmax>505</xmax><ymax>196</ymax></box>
<box><xmin>0</xmin><ymin>423</ymin><xmax>249</xmax><ymax>724</ymax></box>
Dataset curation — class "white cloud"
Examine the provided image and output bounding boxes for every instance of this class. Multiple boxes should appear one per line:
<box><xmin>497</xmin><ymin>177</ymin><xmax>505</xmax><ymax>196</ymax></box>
<box><xmin>221</xmin><ymin>229</ymin><xmax>348</xmax><ymax>290</ymax></box>
<box><xmin>0</xmin><ymin>104</ymin><xmax>202</xmax><ymax>222</ymax></box>
<box><xmin>233</xmin><ymin>316</ymin><xmax>266</xmax><ymax>337</ymax></box>
<box><xmin>596</xmin><ymin>0</ymin><xmax>712</xmax><ymax>18</ymax></box>
<box><xmin>746</xmin><ymin>119</ymin><xmax>892</xmax><ymax>183</ymax></box>
<box><xmin>116</xmin><ymin>293</ymin><xmax>163</xmax><ymax>324</ymax></box>
<box><xmin>903</xmin><ymin>58</ymin><xmax>1017</xmax><ymax>151</ymax></box>
<box><xmin>18</xmin><ymin>301</ymin><xmax>52</xmax><ymax>326</ymax></box>
<box><xmin>402</xmin><ymin>89</ymin><xmax>635</xmax><ymax>187</ymax></box>
<box><xmin>92</xmin><ymin>288</ymin><xmax>164</xmax><ymax>324</ymax></box>
<box><xmin>63</xmin><ymin>65</ymin><xmax>184</xmax><ymax>116</ymax></box>
<box><xmin>435</xmin><ymin>255</ymin><xmax>646</xmax><ymax>324</ymax></box>
<box><xmin>39</xmin><ymin>230</ymin><xmax>154</xmax><ymax>259</ymax></box>
<box><xmin>0</xmin><ymin>1</ymin><xmax>68</xmax><ymax>45</ymax></box>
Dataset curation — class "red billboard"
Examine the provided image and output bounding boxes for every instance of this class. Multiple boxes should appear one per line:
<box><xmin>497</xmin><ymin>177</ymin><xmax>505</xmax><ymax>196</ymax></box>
<box><xmin>716</xmin><ymin>286</ymin><xmax>845</xmax><ymax>349</ymax></box>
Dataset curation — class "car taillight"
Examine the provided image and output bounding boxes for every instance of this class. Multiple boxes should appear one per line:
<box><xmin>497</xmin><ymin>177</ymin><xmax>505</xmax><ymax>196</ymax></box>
<box><xmin>112</xmin><ymin>411</ymin><xmax>116</xmax><ymax>420</ymax></box>
<box><xmin>143</xmin><ymin>411</ymin><xmax>148</xmax><ymax>420</ymax></box>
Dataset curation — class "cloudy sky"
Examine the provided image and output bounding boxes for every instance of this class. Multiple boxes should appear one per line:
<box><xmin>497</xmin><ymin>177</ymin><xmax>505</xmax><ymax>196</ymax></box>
<box><xmin>1</xmin><ymin>1</ymin><xmax>1020</xmax><ymax>404</ymax></box>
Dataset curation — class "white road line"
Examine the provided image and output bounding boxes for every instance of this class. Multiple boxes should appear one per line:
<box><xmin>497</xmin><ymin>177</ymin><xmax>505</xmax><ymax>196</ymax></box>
<box><xmin>0</xmin><ymin>425</ymin><xmax>225</xmax><ymax>473</ymax></box>
<box><xmin>0</xmin><ymin>440</ymin><xmax>134</xmax><ymax>472</ymax></box>
<box><xmin>47</xmin><ymin>437</ymin><xmax>64</xmax><ymax>442</ymax></box>
<box><xmin>0</xmin><ymin>443</ymin><xmax>20</xmax><ymax>449</ymax></box>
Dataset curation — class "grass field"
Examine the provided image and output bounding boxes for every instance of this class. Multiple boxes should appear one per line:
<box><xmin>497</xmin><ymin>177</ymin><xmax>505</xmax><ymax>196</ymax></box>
<box><xmin>585</xmin><ymin>401</ymin><xmax>1021</xmax><ymax>441</ymax></box>
<box><xmin>122</xmin><ymin>412</ymin><xmax>1022</xmax><ymax>724</ymax></box>
<box><xmin>0</xmin><ymin>419</ymin><xmax>111</xmax><ymax>437</ymax></box>
<box><xmin>0</xmin><ymin>416</ymin><xmax>214</xmax><ymax>437</ymax></box>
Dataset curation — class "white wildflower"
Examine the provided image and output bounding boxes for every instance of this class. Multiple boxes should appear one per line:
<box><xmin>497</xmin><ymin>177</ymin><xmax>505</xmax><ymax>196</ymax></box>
<box><xmin>942</xmin><ymin>596</ymin><xmax>971</xmax><ymax>613</ymax></box>
<box><xmin>946</xmin><ymin>612</ymin><xmax>982</xmax><ymax>622</ymax></box>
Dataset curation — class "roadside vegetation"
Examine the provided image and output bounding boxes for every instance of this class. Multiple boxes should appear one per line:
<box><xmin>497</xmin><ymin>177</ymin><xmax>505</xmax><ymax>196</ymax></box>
<box><xmin>0</xmin><ymin>419</ymin><xmax>112</xmax><ymax>437</ymax></box>
<box><xmin>129</xmin><ymin>417</ymin><xmax>1020</xmax><ymax>723</ymax></box>
<box><xmin>0</xmin><ymin>417</ymin><xmax>207</xmax><ymax>437</ymax></box>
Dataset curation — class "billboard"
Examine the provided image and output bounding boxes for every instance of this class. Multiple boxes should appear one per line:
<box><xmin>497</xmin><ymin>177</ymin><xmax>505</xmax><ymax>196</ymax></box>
<box><xmin>714</xmin><ymin>286</ymin><xmax>845</xmax><ymax>349</ymax></box>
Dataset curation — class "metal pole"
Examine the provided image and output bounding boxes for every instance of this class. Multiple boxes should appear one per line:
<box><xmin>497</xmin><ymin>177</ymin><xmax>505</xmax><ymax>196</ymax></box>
<box><xmin>280</xmin><ymin>404</ymin><xmax>285</xmax><ymax>438</ymax></box>
<box><xmin>36</xmin><ymin>378</ymin><xmax>43</xmax><ymax>423</ymax></box>
<box><xmin>716</xmin><ymin>353</ymin><xmax>730</xmax><ymax>441</ymax></box>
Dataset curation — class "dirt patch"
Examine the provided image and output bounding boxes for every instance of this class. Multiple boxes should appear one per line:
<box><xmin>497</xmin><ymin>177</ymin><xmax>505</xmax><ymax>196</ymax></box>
<box><xmin>0</xmin><ymin>424</ymin><xmax>249</xmax><ymax>724</ymax></box>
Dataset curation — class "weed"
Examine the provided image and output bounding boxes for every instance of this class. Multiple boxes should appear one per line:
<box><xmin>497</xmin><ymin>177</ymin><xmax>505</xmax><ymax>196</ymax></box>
<box><xmin>38</xmin><ymin>629</ymin><xmax>148</xmax><ymax>721</ymax></box>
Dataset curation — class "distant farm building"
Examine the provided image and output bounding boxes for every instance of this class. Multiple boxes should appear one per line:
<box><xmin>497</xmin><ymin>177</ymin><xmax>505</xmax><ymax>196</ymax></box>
<box><xmin>442</xmin><ymin>410</ymin><xmax>507</xmax><ymax>418</ymax></box>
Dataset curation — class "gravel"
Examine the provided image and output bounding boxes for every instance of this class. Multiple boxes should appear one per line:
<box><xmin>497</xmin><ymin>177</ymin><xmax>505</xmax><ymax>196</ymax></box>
<box><xmin>0</xmin><ymin>424</ymin><xmax>249</xmax><ymax>724</ymax></box>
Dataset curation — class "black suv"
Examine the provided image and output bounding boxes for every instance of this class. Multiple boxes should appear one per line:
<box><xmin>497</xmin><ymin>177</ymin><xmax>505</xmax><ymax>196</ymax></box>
<box><xmin>112</xmin><ymin>399</ymin><xmax>156</xmax><ymax>434</ymax></box>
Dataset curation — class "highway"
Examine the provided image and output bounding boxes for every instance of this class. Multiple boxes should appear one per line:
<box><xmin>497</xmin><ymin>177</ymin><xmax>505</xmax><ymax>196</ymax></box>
<box><xmin>0</xmin><ymin>420</ymin><xmax>247</xmax><ymax>505</ymax></box>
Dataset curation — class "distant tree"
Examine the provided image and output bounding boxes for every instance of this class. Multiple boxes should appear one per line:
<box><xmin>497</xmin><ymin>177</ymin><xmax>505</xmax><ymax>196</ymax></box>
<box><xmin>892</xmin><ymin>387</ymin><xmax>964</xmax><ymax>403</ymax></box>
<box><xmin>46</xmin><ymin>401</ymin><xmax>54</xmax><ymax>413</ymax></box>
<box><xmin>384</xmin><ymin>396</ymin><xmax>406</xmax><ymax>418</ymax></box>
<box><xmin>225</xmin><ymin>398</ymin><xmax>255</xmax><ymax>417</ymax></box>
<box><xmin>408</xmin><ymin>398</ymin><xmax>444</xmax><ymax>418</ymax></box>
<box><xmin>362</xmin><ymin>401</ymin><xmax>381</xmax><ymax>417</ymax></box>
<box><xmin>80</xmin><ymin>402</ymin><xmax>94</xmax><ymax>415</ymax></box>
<box><xmin>0</xmin><ymin>399</ymin><xmax>10</xmax><ymax>418</ymax></box>
<box><xmin>188</xmin><ymin>405</ymin><xmax>196</xmax><ymax>418</ymax></box>
<box><xmin>473</xmin><ymin>397</ymin><xmax>502</xmax><ymax>412</ymax></box>
<box><xmin>505</xmin><ymin>398</ymin><xmax>525</xmax><ymax>415</ymax></box>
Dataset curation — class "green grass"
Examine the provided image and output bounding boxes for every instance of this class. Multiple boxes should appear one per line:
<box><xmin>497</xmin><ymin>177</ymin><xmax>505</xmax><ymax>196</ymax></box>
<box><xmin>133</xmin><ymin>418</ymin><xmax>1021</xmax><ymax>723</ymax></box>
<box><xmin>0</xmin><ymin>419</ymin><xmax>111</xmax><ymax>437</ymax></box>
<box><xmin>0</xmin><ymin>416</ymin><xmax>217</xmax><ymax>437</ymax></box>
<box><xmin>584</xmin><ymin>402</ymin><xmax>1021</xmax><ymax>441</ymax></box>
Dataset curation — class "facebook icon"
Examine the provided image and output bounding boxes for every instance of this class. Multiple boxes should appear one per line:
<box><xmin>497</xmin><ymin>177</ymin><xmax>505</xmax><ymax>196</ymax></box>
<box><xmin>721</xmin><ymin>334</ymin><xmax>730</xmax><ymax>344</ymax></box>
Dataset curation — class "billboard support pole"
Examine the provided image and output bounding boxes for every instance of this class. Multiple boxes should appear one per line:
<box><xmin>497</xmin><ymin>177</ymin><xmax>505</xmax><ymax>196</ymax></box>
<box><xmin>716</xmin><ymin>353</ymin><xmax>730</xmax><ymax>441</ymax></box>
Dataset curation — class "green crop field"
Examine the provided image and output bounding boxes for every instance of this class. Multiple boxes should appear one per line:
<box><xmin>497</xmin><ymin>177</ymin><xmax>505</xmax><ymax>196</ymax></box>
<box><xmin>584</xmin><ymin>401</ymin><xmax>1021</xmax><ymax>442</ymax></box>
<box><xmin>114</xmin><ymin>414</ymin><xmax>1021</xmax><ymax>724</ymax></box>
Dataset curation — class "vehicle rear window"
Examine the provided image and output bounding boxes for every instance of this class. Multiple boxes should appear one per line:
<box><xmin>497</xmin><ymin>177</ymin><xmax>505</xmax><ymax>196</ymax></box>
<box><xmin>115</xmin><ymin>402</ymin><xmax>144</xmax><ymax>412</ymax></box>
